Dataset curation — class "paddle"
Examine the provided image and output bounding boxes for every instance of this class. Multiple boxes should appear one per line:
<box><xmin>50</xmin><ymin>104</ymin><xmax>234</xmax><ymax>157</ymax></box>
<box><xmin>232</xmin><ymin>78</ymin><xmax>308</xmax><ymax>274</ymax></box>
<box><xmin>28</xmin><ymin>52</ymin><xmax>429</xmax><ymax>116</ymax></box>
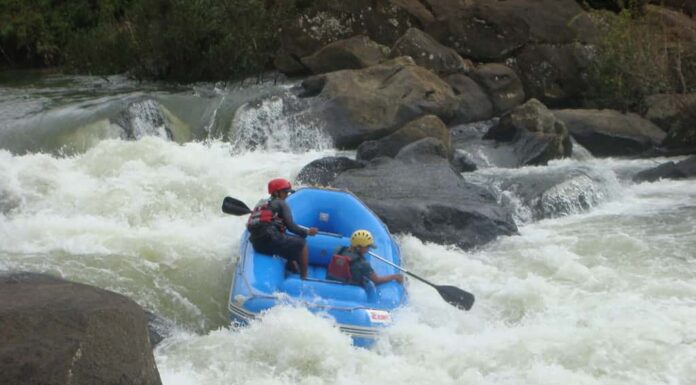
<box><xmin>368</xmin><ymin>251</ymin><xmax>475</xmax><ymax>311</ymax></box>
<box><xmin>221</xmin><ymin>196</ymin><xmax>252</xmax><ymax>216</ymax></box>
<box><xmin>220</xmin><ymin>196</ymin><xmax>475</xmax><ymax>310</ymax></box>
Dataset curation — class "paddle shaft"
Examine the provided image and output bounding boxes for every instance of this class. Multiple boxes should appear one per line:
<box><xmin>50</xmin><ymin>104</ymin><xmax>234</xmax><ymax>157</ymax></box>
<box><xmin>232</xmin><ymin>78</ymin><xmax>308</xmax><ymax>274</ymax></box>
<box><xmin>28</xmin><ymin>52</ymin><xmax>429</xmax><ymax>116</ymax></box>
<box><xmin>368</xmin><ymin>251</ymin><xmax>437</xmax><ymax>288</ymax></box>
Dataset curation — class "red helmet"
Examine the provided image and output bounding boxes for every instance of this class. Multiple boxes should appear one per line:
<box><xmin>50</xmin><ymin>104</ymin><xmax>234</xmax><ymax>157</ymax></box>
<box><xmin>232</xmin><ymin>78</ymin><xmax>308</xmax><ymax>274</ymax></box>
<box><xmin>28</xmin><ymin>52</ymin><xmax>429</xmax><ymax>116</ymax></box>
<box><xmin>268</xmin><ymin>178</ymin><xmax>293</xmax><ymax>195</ymax></box>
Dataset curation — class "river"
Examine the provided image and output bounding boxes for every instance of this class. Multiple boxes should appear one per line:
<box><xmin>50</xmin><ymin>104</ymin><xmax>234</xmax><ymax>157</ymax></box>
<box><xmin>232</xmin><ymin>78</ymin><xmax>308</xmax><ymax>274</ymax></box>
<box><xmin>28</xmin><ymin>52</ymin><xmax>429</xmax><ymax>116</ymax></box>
<box><xmin>1</xmin><ymin>73</ymin><xmax>694</xmax><ymax>385</ymax></box>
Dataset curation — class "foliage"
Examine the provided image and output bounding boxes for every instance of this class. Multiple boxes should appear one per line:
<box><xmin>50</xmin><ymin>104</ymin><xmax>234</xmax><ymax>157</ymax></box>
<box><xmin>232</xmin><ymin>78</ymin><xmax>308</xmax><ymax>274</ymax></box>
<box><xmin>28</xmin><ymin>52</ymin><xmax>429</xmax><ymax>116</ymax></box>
<box><xmin>584</xmin><ymin>9</ymin><xmax>696</xmax><ymax>110</ymax></box>
<box><xmin>1</xmin><ymin>0</ymin><xmax>318</xmax><ymax>81</ymax></box>
<box><xmin>0</xmin><ymin>0</ymin><xmax>133</xmax><ymax>67</ymax></box>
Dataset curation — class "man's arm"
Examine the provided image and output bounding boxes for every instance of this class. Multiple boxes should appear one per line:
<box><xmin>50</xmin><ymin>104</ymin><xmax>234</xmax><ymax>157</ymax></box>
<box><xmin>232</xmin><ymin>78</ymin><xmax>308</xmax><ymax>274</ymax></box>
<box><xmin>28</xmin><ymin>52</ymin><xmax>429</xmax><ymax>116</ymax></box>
<box><xmin>369</xmin><ymin>272</ymin><xmax>404</xmax><ymax>284</ymax></box>
<box><xmin>275</xmin><ymin>200</ymin><xmax>308</xmax><ymax>237</ymax></box>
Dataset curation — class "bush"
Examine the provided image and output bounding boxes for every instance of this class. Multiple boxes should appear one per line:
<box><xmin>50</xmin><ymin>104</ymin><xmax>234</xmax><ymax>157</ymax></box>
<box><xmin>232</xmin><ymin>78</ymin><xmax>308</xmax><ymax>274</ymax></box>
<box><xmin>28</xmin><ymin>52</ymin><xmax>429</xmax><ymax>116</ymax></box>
<box><xmin>585</xmin><ymin>9</ymin><xmax>696</xmax><ymax>110</ymax></box>
<box><xmin>1</xmin><ymin>0</ymin><xmax>318</xmax><ymax>81</ymax></box>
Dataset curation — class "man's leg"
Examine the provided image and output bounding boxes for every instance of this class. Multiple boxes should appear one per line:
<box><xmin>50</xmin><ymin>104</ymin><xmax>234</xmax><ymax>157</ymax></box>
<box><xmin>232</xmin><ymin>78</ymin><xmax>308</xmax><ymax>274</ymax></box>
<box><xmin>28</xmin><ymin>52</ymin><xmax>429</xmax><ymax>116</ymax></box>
<box><xmin>300</xmin><ymin>244</ymin><xmax>309</xmax><ymax>280</ymax></box>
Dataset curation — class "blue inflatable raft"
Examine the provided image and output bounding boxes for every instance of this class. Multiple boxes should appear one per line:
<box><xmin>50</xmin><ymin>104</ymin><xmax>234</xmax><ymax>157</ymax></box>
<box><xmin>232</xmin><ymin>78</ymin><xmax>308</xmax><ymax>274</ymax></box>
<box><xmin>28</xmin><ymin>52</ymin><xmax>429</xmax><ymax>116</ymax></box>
<box><xmin>228</xmin><ymin>187</ymin><xmax>407</xmax><ymax>347</ymax></box>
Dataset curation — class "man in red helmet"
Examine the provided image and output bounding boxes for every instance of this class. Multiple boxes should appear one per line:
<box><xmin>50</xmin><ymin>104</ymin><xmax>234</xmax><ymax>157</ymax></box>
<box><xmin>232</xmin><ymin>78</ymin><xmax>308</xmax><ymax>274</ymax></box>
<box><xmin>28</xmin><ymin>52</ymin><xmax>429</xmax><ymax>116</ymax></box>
<box><xmin>247</xmin><ymin>178</ymin><xmax>318</xmax><ymax>279</ymax></box>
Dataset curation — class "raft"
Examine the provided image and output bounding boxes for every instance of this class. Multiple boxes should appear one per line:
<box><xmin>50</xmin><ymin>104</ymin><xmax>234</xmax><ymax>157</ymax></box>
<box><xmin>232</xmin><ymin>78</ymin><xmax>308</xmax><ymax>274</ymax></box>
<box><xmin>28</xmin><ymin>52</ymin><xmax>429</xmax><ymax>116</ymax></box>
<box><xmin>228</xmin><ymin>187</ymin><xmax>407</xmax><ymax>347</ymax></box>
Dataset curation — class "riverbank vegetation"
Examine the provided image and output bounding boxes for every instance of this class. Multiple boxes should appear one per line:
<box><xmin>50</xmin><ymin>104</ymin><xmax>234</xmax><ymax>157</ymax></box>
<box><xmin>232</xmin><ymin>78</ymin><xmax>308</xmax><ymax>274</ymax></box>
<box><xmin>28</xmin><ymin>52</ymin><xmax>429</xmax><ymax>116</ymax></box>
<box><xmin>0</xmin><ymin>0</ymin><xmax>317</xmax><ymax>82</ymax></box>
<box><xmin>585</xmin><ymin>5</ymin><xmax>696</xmax><ymax>110</ymax></box>
<box><xmin>1</xmin><ymin>0</ymin><xmax>694</xmax><ymax>111</ymax></box>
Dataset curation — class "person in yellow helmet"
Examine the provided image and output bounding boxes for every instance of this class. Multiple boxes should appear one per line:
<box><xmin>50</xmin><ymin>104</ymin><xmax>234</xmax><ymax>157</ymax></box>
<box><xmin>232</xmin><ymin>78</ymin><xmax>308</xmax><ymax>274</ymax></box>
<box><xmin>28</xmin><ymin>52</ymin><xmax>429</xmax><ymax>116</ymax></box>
<box><xmin>342</xmin><ymin>229</ymin><xmax>403</xmax><ymax>285</ymax></box>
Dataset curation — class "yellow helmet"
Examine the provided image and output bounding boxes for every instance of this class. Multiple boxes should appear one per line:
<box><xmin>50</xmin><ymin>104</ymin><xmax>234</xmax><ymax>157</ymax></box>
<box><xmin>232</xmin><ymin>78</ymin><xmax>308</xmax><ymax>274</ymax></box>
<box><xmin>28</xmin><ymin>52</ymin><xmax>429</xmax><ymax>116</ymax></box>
<box><xmin>351</xmin><ymin>229</ymin><xmax>376</xmax><ymax>248</ymax></box>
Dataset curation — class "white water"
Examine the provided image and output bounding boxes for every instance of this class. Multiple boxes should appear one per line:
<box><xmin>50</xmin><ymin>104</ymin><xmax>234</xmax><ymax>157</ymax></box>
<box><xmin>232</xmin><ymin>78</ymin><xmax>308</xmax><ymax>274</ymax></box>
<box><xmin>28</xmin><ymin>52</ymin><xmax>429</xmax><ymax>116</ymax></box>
<box><xmin>1</xmin><ymin>75</ymin><xmax>695</xmax><ymax>385</ymax></box>
<box><xmin>1</xmin><ymin>137</ymin><xmax>694</xmax><ymax>385</ymax></box>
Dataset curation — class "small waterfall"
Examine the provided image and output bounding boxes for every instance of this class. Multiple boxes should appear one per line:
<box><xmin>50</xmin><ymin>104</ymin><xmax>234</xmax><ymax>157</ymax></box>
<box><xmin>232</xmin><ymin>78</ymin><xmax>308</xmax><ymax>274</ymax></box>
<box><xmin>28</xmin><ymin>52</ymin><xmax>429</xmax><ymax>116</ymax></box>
<box><xmin>467</xmin><ymin>161</ymin><xmax>621</xmax><ymax>224</ymax></box>
<box><xmin>230</xmin><ymin>91</ymin><xmax>332</xmax><ymax>153</ymax></box>
<box><xmin>112</xmin><ymin>98</ymin><xmax>174</xmax><ymax>141</ymax></box>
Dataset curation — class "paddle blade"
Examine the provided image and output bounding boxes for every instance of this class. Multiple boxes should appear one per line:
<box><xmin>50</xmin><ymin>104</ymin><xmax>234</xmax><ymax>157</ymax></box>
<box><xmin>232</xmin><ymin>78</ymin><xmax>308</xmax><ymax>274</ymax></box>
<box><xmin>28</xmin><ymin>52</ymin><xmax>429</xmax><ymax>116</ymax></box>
<box><xmin>221</xmin><ymin>196</ymin><xmax>252</xmax><ymax>215</ymax></box>
<box><xmin>435</xmin><ymin>285</ymin><xmax>475</xmax><ymax>311</ymax></box>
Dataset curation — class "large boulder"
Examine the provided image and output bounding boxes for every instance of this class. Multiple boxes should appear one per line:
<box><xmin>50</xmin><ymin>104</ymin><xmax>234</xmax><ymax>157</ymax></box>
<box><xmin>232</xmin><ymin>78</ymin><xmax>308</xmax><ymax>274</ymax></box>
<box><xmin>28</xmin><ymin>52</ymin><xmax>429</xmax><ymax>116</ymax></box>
<box><xmin>643</xmin><ymin>93</ymin><xmax>696</xmax><ymax>151</ymax></box>
<box><xmin>633</xmin><ymin>155</ymin><xmax>696</xmax><ymax>182</ymax></box>
<box><xmin>426</xmin><ymin>0</ymin><xmax>596</xmax><ymax>61</ymax></box>
<box><xmin>490</xmin><ymin>164</ymin><xmax>619</xmax><ymax>222</ymax></box>
<box><xmin>296</xmin><ymin>156</ymin><xmax>366</xmax><ymax>186</ymax></box>
<box><xmin>514</xmin><ymin>43</ymin><xmax>594</xmax><ymax>107</ymax></box>
<box><xmin>390</xmin><ymin>28</ymin><xmax>473</xmax><ymax>75</ymax></box>
<box><xmin>445</xmin><ymin>74</ymin><xmax>495</xmax><ymax>123</ymax></box>
<box><xmin>0</xmin><ymin>272</ymin><xmax>162</xmax><ymax>385</ymax></box>
<box><xmin>274</xmin><ymin>1</ymin><xmax>417</xmax><ymax>74</ymax></box>
<box><xmin>470</xmin><ymin>64</ymin><xmax>526</xmax><ymax>115</ymax></box>
<box><xmin>357</xmin><ymin>115</ymin><xmax>452</xmax><ymax>161</ymax></box>
<box><xmin>486</xmin><ymin>99</ymin><xmax>572</xmax><ymax>166</ymax></box>
<box><xmin>426</xmin><ymin>4</ymin><xmax>530</xmax><ymax>61</ymax></box>
<box><xmin>299</xmin><ymin>56</ymin><xmax>461</xmax><ymax>148</ymax></box>
<box><xmin>332</xmin><ymin>138</ymin><xmax>518</xmax><ymax>249</ymax></box>
<box><xmin>301</xmin><ymin>35</ymin><xmax>390</xmax><ymax>74</ymax></box>
<box><xmin>554</xmin><ymin>109</ymin><xmax>667</xmax><ymax>156</ymax></box>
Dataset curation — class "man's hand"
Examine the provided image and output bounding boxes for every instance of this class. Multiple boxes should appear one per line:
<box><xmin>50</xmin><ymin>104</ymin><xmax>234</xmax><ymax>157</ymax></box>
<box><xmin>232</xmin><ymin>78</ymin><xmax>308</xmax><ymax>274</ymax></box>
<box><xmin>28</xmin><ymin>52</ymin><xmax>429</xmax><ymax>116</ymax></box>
<box><xmin>393</xmin><ymin>274</ymin><xmax>404</xmax><ymax>284</ymax></box>
<box><xmin>307</xmin><ymin>227</ymin><xmax>319</xmax><ymax>236</ymax></box>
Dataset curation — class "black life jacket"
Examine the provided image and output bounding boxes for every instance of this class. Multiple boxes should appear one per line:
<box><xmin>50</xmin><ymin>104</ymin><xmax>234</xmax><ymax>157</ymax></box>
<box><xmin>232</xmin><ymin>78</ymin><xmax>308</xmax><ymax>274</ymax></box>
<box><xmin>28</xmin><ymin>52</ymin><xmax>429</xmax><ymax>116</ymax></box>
<box><xmin>327</xmin><ymin>246</ymin><xmax>357</xmax><ymax>283</ymax></box>
<box><xmin>246</xmin><ymin>198</ymin><xmax>285</xmax><ymax>234</ymax></box>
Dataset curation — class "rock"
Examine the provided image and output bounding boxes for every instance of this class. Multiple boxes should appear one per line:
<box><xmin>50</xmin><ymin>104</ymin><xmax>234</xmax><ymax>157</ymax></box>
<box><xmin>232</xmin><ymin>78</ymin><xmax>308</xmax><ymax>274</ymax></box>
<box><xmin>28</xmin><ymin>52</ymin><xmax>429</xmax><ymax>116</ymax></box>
<box><xmin>485</xmin><ymin>99</ymin><xmax>572</xmax><ymax>165</ymax></box>
<box><xmin>301</xmin><ymin>35</ymin><xmax>390</xmax><ymax>74</ymax></box>
<box><xmin>470</xmin><ymin>63</ymin><xmax>526</xmax><ymax>115</ymax></box>
<box><xmin>331</xmin><ymin>139</ymin><xmax>518</xmax><ymax>249</ymax></box>
<box><xmin>389</xmin><ymin>0</ymin><xmax>436</xmax><ymax>25</ymax></box>
<box><xmin>644</xmin><ymin>5</ymin><xmax>696</xmax><ymax>43</ymax></box>
<box><xmin>426</xmin><ymin>4</ymin><xmax>530</xmax><ymax>61</ymax></box>
<box><xmin>297</xmin><ymin>156</ymin><xmax>365</xmax><ymax>186</ymax></box>
<box><xmin>554</xmin><ymin>109</ymin><xmax>667</xmax><ymax>156</ymax></box>
<box><xmin>113</xmin><ymin>98</ymin><xmax>174</xmax><ymax>141</ymax></box>
<box><xmin>487</xmin><ymin>164</ymin><xmax>619</xmax><ymax>222</ymax></box>
<box><xmin>643</xmin><ymin>94</ymin><xmax>696</xmax><ymax>131</ymax></box>
<box><xmin>452</xmin><ymin>151</ymin><xmax>478</xmax><ymax>172</ymax></box>
<box><xmin>515</xmin><ymin>43</ymin><xmax>594</xmax><ymax>107</ymax></box>
<box><xmin>299</xmin><ymin>56</ymin><xmax>460</xmax><ymax>147</ymax></box>
<box><xmin>648</xmin><ymin>0</ymin><xmax>696</xmax><ymax>16</ymax></box>
<box><xmin>0</xmin><ymin>272</ymin><xmax>162</xmax><ymax>385</ymax></box>
<box><xmin>275</xmin><ymin>0</ymin><xmax>417</xmax><ymax>74</ymax></box>
<box><xmin>356</xmin><ymin>115</ymin><xmax>452</xmax><ymax>161</ymax></box>
<box><xmin>445</xmin><ymin>74</ymin><xmax>494</xmax><ymax>123</ymax></box>
<box><xmin>633</xmin><ymin>155</ymin><xmax>696</xmax><ymax>182</ymax></box>
<box><xmin>426</xmin><ymin>0</ymin><xmax>597</xmax><ymax>61</ymax></box>
<box><xmin>390</xmin><ymin>28</ymin><xmax>473</xmax><ymax>75</ymax></box>
<box><xmin>643</xmin><ymin>94</ymin><xmax>696</xmax><ymax>151</ymax></box>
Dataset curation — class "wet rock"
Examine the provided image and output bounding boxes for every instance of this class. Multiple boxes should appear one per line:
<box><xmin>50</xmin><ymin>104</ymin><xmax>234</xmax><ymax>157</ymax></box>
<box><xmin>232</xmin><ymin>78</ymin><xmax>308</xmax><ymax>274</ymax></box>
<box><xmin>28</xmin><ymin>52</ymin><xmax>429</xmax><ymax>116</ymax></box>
<box><xmin>486</xmin><ymin>99</ymin><xmax>572</xmax><ymax>166</ymax></box>
<box><xmin>299</xmin><ymin>56</ymin><xmax>460</xmax><ymax>148</ymax></box>
<box><xmin>356</xmin><ymin>115</ymin><xmax>451</xmax><ymax>161</ymax></box>
<box><xmin>493</xmin><ymin>165</ymin><xmax>617</xmax><ymax>222</ymax></box>
<box><xmin>0</xmin><ymin>272</ymin><xmax>162</xmax><ymax>385</ymax></box>
<box><xmin>297</xmin><ymin>156</ymin><xmax>366</xmax><ymax>186</ymax></box>
<box><xmin>390</xmin><ymin>28</ymin><xmax>473</xmax><ymax>75</ymax></box>
<box><xmin>470</xmin><ymin>64</ymin><xmax>525</xmax><ymax>115</ymax></box>
<box><xmin>452</xmin><ymin>151</ymin><xmax>478</xmax><ymax>172</ymax></box>
<box><xmin>332</xmin><ymin>138</ymin><xmax>518</xmax><ymax>249</ymax></box>
<box><xmin>554</xmin><ymin>109</ymin><xmax>667</xmax><ymax>156</ymax></box>
<box><xmin>445</xmin><ymin>74</ymin><xmax>494</xmax><ymax>123</ymax></box>
<box><xmin>633</xmin><ymin>155</ymin><xmax>696</xmax><ymax>182</ymax></box>
<box><xmin>301</xmin><ymin>35</ymin><xmax>390</xmax><ymax>75</ymax></box>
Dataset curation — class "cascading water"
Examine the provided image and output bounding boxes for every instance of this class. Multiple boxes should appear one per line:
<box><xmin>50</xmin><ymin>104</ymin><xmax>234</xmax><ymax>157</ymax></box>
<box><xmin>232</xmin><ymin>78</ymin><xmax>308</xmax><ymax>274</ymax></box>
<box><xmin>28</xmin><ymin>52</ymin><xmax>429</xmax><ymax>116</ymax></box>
<box><xmin>1</xmin><ymin>74</ymin><xmax>694</xmax><ymax>385</ymax></box>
